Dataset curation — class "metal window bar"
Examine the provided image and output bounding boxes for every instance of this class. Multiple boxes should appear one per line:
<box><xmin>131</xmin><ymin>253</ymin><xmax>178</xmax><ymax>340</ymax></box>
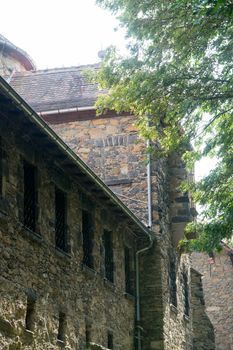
<box><xmin>107</xmin><ymin>332</ymin><xmax>113</xmax><ymax>349</ymax></box>
<box><xmin>104</xmin><ymin>230</ymin><xmax>114</xmax><ymax>283</ymax></box>
<box><xmin>169</xmin><ymin>262</ymin><xmax>177</xmax><ymax>307</ymax></box>
<box><xmin>82</xmin><ymin>210</ymin><xmax>93</xmax><ymax>268</ymax></box>
<box><xmin>182</xmin><ymin>270</ymin><xmax>190</xmax><ymax>316</ymax></box>
<box><xmin>57</xmin><ymin>312</ymin><xmax>66</xmax><ymax>341</ymax></box>
<box><xmin>23</xmin><ymin>161</ymin><xmax>37</xmax><ymax>232</ymax></box>
<box><xmin>55</xmin><ymin>187</ymin><xmax>67</xmax><ymax>252</ymax></box>
<box><xmin>125</xmin><ymin>246</ymin><xmax>133</xmax><ymax>295</ymax></box>
<box><xmin>25</xmin><ymin>297</ymin><xmax>36</xmax><ymax>331</ymax></box>
<box><xmin>0</xmin><ymin>137</ymin><xmax>3</xmax><ymax>196</ymax></box>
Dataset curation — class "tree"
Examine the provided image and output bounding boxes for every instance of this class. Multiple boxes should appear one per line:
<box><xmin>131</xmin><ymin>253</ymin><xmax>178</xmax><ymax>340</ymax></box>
<box><xmin>95</xmin><ymin>0</ymin><xmax>233</xmax><ymax>252</ymax></box>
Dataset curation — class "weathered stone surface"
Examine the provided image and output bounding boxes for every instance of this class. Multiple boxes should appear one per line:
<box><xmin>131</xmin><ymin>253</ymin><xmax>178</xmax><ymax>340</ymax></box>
<box><xmin>0</xmin><ymin>122</ymin><xmax>137</xmax><ymax>350</ymax></box>
<box><xmin>192</xmin><ymin>249</ymin><xmax>233</xmax><ymax>350</ymax></box>
<box><xmin>51</xmin><ymin>113</ymin><xmax>203</xmax><ymax>350</ymax></box>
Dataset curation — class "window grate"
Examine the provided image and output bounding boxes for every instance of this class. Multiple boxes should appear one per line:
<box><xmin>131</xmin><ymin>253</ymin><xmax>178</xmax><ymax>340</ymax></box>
<box><xmin>125</xmin><ymin>246</ymin><xmax>133</xmax><ymax>295</ymax></box>
<box><xmin>55</xmin><ymin>187</ymin><xmax>67</xmax><ymax>252</ymax></box>
<box><xmin>82</xmin><ymin>210</ymin><xmax>93</xmax><ymax>268</ymax></box>
<box><xmin>25</xmin><ymin>296</ymin><xmax>36</xmax><ymax>331</ymax></box>
<box><xmin>169</xmin><ymin>261</ymin><xmax>177</xmax><ymax>307</ymax></box>
<box><xmin>57</xmin><ymin>312</ymin><xmax>66</xmax><ymax>342</ymax></box>
<box><xmin>107</xmin><ymin>331</ymin><xmax>113</xmax><ymax>349</ymax></box>
<box><xmin>0</xmin><ymin>137</ymin><xmax>3</xmax><ymax>196</ymax></box>
<box><xmin>104</xmin><ymin>230</ymin><xmax>114</xmax><ymax>283</ymax></box>
<box><xmin>182</xmin><ymin>270</ymin><xmax>190</xmax><ymax>316</ymax></box>
<box><xmin>23</xmin><ymin>161</ymin><xmax>37</xmax><ymax>232</ymax></box>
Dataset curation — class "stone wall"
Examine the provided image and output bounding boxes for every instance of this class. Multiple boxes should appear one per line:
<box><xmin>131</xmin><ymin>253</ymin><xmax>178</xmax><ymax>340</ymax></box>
<box><xmin>190</xmin><ymin>269</ymin><xmax>215</xmax><ymax>350</ymax></box>
<box><xmin>192</xmin><ymin>249</ymin><xmax>233</xmax><ymax>350</ymax></box>
<box><xmin>50</xmin><ymin>112</ymin><xmax>198</xmax><ymax>350</ymax></box>
<box><xmin>0</xmin><ymin>118</ymin><xmax>138</xmax><ymax>350</ymax></box>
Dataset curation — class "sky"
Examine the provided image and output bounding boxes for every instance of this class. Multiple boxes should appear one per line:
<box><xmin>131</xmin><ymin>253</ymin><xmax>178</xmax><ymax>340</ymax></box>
<box><xmin>1</xmin><ymin>0</ymin><xmax>126</xmax><ymax>69</ymax></box>
<box><xmin>1</xmin><ymin>0</ymin><xmax>214</xmax><ymax>181</ymax></box>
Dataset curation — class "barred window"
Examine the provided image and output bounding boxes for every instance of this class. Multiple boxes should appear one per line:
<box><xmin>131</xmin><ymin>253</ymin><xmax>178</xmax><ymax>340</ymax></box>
<box><xmin>85</xmin><ymin>323</ymin><xmax>91</xmax><ymax>347</ymax></box>
<box><xmin>0</xmin><ymin>137</ymin><xmax>3</xmax><ymax>196</ymax></box>
<box><xmin>169</xmin><ymin>261</ymin><xmax>177</xmax><ymax>307</ymax></box>
<box><xmin>57</xmin><ymin>312</ymin><xmax>66</xmax><ymax>342</ymax></box>
<box><xmin>103</xmin><ymin>230</ymin><xmax>114</xmax><ymax>283</ymax></box>
<box><xmin>124</xmin><ymin>246</ymin><xmax>133</xmax><ymax>295</ymax></box>
<box><xmin>55</xmin><ymin>187</ymin><xmax>67</xmax><ymax>252</ymax></box>
<box><xmin>23</xmin><ymin>161</ymin><xmax>37</xmax><ymax>232</ymax></box>
<box><xmin>182</xmin><ymin>270</ymin><xmax>190</xmax><ymax>316</ymax></box>
<box><xmin>107</xmin><ymin>331</ymin><xmax>113</xmax><ymax>349</ymax></box>
<box><xmin>25</xmin><ymin>296</ymin><xmax>36</xmax><ymax>331</ymax></box>
<box><xmin>82</xmin><ymin>210</ymin><xmax>93</xmax><ymax>268</ymax></box>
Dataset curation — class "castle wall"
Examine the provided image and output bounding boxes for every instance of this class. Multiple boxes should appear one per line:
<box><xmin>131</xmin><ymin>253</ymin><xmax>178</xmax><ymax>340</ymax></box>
<box><xmin>50</xmin><ymin>112</ymin><xmax>197</xmax><ymax>350</ymax></box>
<box><xmin>192</xmin><ymin>250</ymin><xmax>233</xmax><ymax>350</ymax></box>
<box><xmin>0</xmin><ymin>116</ymin><xmax>137</xmax><ymax>350</ymax></box>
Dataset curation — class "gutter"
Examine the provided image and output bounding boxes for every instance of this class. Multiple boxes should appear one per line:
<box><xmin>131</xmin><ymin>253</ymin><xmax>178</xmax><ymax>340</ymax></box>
<box><xmin>0</xmin><ymin>77</ymin><xmax>152</xmax><ymax>239</ymax></box>
<box><xmin>38</xmin><ymin>106</ymin><xmax>96</xmax><ymax>116</ymax></box>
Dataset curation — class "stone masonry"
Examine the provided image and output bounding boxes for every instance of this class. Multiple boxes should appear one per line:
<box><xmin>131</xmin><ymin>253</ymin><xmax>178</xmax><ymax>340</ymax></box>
<box><xmin>0</xmin><ymin>82</ymin><xmax>150</xmax><ymax>350</ymax></box>
<box><xmin>1</xmin><ymin>37</ymin><xmax>216</xmax><ymax>350</ymax></box>
<box><xmin>192</xmin><ymin>247</ymin><xmax>233</xmax><ymax>350</ymax></box>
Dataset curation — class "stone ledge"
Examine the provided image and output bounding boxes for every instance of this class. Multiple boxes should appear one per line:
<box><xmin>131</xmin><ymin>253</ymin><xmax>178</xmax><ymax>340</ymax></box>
<box><xmin>88</xmin><ymin>342</ymin><xmax>109</xmax><ymax>350</ymax></box>
<box><xmin>54</xmin><ymin>247</ymin><xmax>71</xmax><ymax>261</ymax></box>
<box><xmin>183</xmin><ymin>314</ymin><xmax>190</xmax><ymax>322</ymax></box>
<box><xmin>81</xmin><ymin>263</ymin><xmax>98</xmax><ymax>277</ymax></box>
<box><xmin>124</xmin><ymin>292</ymin><xmax>135</xmax><ymax>302</ymax></box>
<box><xmin>20</xmin><ymin>226</ymin><xmax>43</xmax><ymax>244</ymax></box>
<box><xmin>170</xmin><ymin>303</ymin><xmax>178</xmax><ymax>315</ymax></box>
<box><xmin>103</xmin><ymin>278</ymin><xmax>116</xmax><ymax>292</ymax></box>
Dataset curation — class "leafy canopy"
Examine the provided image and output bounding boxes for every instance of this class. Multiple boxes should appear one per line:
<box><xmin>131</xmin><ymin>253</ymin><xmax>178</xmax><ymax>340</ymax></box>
<box><xmin>95</xmin><ymin>0</ymin><xmax>233</xmax><ymax>252</ymax></box>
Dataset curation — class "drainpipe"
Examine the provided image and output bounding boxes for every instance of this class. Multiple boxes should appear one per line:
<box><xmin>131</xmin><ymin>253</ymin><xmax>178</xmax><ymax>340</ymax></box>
<box><xmin>135</xmin><ymin>234</ymin><xmax>153</xmax><ymax>350</ymax></box>
<box><xmin>135</xmin><ymin>117</ymin><xmax>153</xmax><ymax>350</ymax></box>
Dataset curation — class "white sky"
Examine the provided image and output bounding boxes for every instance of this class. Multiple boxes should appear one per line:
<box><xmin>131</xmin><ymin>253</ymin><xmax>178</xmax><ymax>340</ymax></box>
<box><xmin>1</xmin><ymin>0</ymin><xmax>126</xmax><ymax>69</ymax></box>
<box><xmin>1</xmin><ymin>0</ymin><xmax>214</xmax><ymax>181</ymax></box>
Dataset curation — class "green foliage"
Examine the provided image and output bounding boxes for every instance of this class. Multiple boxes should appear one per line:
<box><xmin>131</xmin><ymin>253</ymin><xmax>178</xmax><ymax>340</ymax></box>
<box><xmin>95</xmin><ymin>0</ymin><xmax>233</xmax><ymax>251</ymax></box>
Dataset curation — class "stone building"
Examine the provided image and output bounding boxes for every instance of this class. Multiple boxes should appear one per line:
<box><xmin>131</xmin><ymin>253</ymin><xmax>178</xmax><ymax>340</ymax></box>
<box><xmin>192</xmin><ymin>244</ymin><xmax>233</xmax><ymax>350</ymax></box>
<box><xmin>0</xmin><ymin>75</ymin><xmax>152</xmax><ymax>350</ymax></box>
<box><xmin>0</xmin><ymin>35</ymin><xmax>215</xmax><ymax>350</ymax></box>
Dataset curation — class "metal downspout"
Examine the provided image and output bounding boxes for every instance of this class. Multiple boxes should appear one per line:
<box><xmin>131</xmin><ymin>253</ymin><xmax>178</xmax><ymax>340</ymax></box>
<box><xmin>135</xmin><ymin>132</ymin><xmax>153</xmax><ymax>350</ymax></box>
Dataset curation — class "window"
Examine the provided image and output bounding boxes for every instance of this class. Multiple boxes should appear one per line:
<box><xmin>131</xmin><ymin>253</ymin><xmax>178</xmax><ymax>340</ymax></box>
<box><xmin>82</xmin><ymin>210</ymin><xmax>93</xmax><ymax>268</ymax></box>
<box><xmin>124</xmin><ymin>246</ymin><xmax>133</xmax><ymax>295</ymax></box>
<box><xmin>0</xmin><ymin>137</ymin><xmax>3</xmax><ymax>196</ymax></box>
<box><xmin>182</xmin><ymin>270</ymin><xmax>190</xmax><ymax>316</ymax></box>
<box><xmin>107</xmin><ymin>331</ymin><xmax>113</xmax><ymax>349</ymax></box>
<box><xmin>25</xmin><ymin>296</ymin><xmax>36</xmax><ymax>331</ymax></box>
<box><xmin>23</xmin><ymin>161</ymin><xmax>37</xmax><ymax>232</ymax></box>
<box><xmin>57</xmin><ymin>312</ymin><xmax>66</xmax><ymax>342</ymax></box>
<box><xmin>85</xmin><ymin>323</ymin><xmax>91</xmax><ymax>347</ymax></box>
<box><xmin>103</xmin><ymin>230</ymin><xmax>114</xmax><ymax>283</ymax></box>
<box><xmin>55</xmin><ymin>187</ymin><xmax>67</xmax><ymax>252</ymax></box>
<box><xmin>169</xmin><ymin>261</ymin><xmax>177</xmax><ymax>307</ymax></box>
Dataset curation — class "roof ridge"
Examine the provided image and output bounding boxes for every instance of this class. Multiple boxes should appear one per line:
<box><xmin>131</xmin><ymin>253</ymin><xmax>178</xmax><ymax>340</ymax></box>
<box><xmin>12</xmin><ymin>63</ymin><xmax>100</xmax><ymax>77</ymax></box>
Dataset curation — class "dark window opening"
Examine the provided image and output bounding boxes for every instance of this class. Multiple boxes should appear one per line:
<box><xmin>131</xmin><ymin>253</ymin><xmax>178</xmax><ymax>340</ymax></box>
<box><xmin>124</xmin><ymin>246</ymin><xmax>133</xmax><ymax>295</ymax></box>
<box><xmin>0</xmin><ymin>137</ymin><xmax>3</xmax><ymax>196</ymax></box>
<box><xmin>25</xmin><ymin>297</ymin><xmax>36</xmax><ymax>331</ymax></box>
<box><xmin>169</xmin><ymin>261</ymin><xmax>177</xmax><ymax>307</ymax></box>
<box><xmin>103</xmin><ymin>230</ymin><xmax>114</xmax><ymax>283</ymax></box>
<box><xmin>82</xmin><ymin>210</ymin><xmax>93</xmax><ymax>268</ymax></box>
<box><xmin>55</xmin><ymin>187</ymin><xmax>67</xmax><ymax>252</ymax></box>
<box><xmin>85</xmin><ymin>324</ymin><xmax>91</xmax><ymax>346</ymax></box>
<box><xmin>107</xmin><ymin>331</ymin><xmax>113</xmax><ymax>349</ymax></box>
<box><xmin>182</xmin><ymin>270</ymin><xmax>190</xmax><ymax>316</ymax></box>
<box><xmin>57</xmin><ymin>312</ymin><xmax>66</xmax><ymax>342</ymax></box>
<box><xmin>23</xmin><ymin>161</ymin><xmax>37</xmax><ymax>232</ymax></box>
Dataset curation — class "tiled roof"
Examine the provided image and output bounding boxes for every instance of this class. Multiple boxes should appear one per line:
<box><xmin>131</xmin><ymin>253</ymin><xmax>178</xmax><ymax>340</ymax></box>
<box><xmin>9</xmin><ymin>64</ymin><xmax>105</xmax><ymax>112</ymax></box>
<box><xmin>0</xmin><ymin>34</ymin><xmax>36</xmax><ymax>71</ymax></box>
